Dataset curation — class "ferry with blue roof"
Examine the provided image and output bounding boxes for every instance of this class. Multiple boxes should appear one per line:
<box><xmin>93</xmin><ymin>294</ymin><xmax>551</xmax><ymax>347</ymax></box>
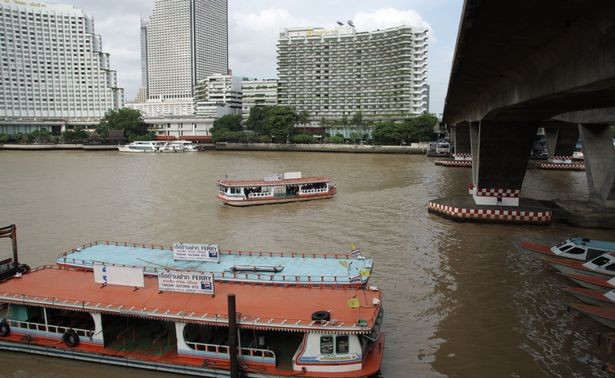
<box><xmin>56</xmin><ymin>241</ymin><xmax>373</xmax><ymax>286</ymax></box>
<box><xmin>0</xmin><ymin>226</ymin><xmax>385</xmax><ymax>377</ymax></box>
<box><xmin>519</xmin><ymin>237</ymin><xmax>615</xmax><ymax>261</ymax></box>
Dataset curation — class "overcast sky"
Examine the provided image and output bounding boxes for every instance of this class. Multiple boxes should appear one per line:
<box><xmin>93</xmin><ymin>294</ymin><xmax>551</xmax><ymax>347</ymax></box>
<box><xmin>69</xmin><ymin>0</ymin><xmax>463</xmax><ymax>115</ymax></box>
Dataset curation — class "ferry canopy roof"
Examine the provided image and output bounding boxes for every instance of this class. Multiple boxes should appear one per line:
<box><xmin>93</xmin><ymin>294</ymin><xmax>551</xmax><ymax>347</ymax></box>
<box><xmin>217</xmin><ymin>176</ymin><xmax>331</xmax><ymax>187</ymax></box>
<box><xmin>0</xmin><ymin>267</ymin><xmax>381</xmax><ymax>334</ymax></box>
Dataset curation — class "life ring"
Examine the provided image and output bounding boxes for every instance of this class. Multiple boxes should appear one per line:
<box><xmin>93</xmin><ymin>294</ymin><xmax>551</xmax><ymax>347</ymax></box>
<box><xmin>63</xmin><ymin>330</ymin><xmax>80</xmax><ymax>347</ymax></box>
<box><xmin>311</xmin><ymin>311</ymin><xmax>331</xmax><ymax>322</ymax></box>
<box><xmin>0</xmin><ymin>320</ymin><xmax>10</xmax><ymax>337</ymax></box>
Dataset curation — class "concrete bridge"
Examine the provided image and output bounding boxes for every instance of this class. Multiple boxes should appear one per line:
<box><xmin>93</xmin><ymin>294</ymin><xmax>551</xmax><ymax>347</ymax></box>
<box><xmin>443</xmin><ymin>0</ymin><xmax>615</xmax><ymax>209</ymax></box>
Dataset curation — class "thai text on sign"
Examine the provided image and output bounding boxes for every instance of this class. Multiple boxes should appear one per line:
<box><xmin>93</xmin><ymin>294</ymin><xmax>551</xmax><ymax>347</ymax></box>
<box><xmin>157</xmin><ymin>270</ymin><xmax>214</xmax><ymax>295</ymax></box>
<box><xmin>173</xmin><ymin>242</ymin><xmax>219</xmax><ymax>262</ymax></box>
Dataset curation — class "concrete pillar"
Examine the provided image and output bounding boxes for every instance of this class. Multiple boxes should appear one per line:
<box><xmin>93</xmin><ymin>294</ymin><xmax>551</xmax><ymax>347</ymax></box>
<box><xmin>469</xmin><ymin>121</ymin><xmax>480</xmax><ymax>189</ymax></box>
<box><xmin>544</xmin><ymin>122</ymin><xmax>579</xmax><ymax>162</ymax></box>
<box><xmin>454</xmin><ymin>122</ymin><xmax>471</xmax><ymax>159</ymax></box>
<box><xmin>471</xmin><ymin>121</ymin><xmax>538</xmax><ymax>206</ymax></box>
<box><xmin>579</xmin><ymin>124</ymin><xmax>615</xmax><ymax>208</ymax></box>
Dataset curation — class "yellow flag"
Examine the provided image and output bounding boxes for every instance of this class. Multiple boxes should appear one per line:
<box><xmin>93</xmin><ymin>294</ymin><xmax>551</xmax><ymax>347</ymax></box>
<box><xmin>360</xmin><ymin>268</ymin><xmax>371</xmax><ymax>278</ymax></box>
<box><xmin>339</xmin><ymin>260</ymin><xmax>348</xmax><ymax>268</ymax></box>
<box><xmin>347</xmin><ymin>297</ymin><xmax>360</xmax><ymax>309</ymax></box>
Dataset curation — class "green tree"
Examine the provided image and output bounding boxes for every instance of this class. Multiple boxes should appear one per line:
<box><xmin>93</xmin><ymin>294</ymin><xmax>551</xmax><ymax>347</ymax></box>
<box><xmin>325</xmin><ymin>135</ymin><xmax>345</xmax><ymax>144</ymax></box>
<box><xmin>245</xmin><ymin>106</ymin><xmax>270</xmax><ymax>134</ymax></box>
<box><xmin>409</xmin><ymin>113</ymin><xmax>439</xmax><ymax>142</ymax></box>
<box><xmin>349</xmin><ymin>132</ymin><xmax>361</xmax><ymax>144</ymax></box>
<box><xmin>297</xmin><ymin>110</ymin><xmax>310</xmax><ymax>126</ymax></box>
<box><xmin>30</xmin><ymin>129</ymin><xmax>52</xmax><ymax>144</ymax></box>
<box><xmin>372</xmin><ymin>122</ymin><xmax>401</xmax><ymax>145</ymax></box>
<box><xmin>351</xmin><ymin>111</ymin><xmax>364</xmax><ymax>127</ymax></box>
<box><xmin>291</xmin><ymin>133</ymin><xmax>314</xmax><ymax>144</ymax></box>
<box><xmin>62</xmin><ymin>127</ymin><xmax>89</xmax><ymax>143</ymax></box>
<box><xmin>98</xmin><ymin>108</ymin><xmax>146</xmax><ymax>140</ymax></box>
<box><xmin>212</xmin><ymin>114</ymin><xmax>243</xmax><ymax>132</ymax></box>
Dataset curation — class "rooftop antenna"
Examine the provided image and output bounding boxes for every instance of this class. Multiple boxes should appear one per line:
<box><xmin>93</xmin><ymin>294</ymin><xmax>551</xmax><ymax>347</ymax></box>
<box><xmin>336</xmin><ymin>21</ymin><xmax>344</xmax><ymax>26</ymax></box>
<box><xmin>347</xmin><ymin>20</ymin><xmax>355</xmax><ymax>27</ymax></box>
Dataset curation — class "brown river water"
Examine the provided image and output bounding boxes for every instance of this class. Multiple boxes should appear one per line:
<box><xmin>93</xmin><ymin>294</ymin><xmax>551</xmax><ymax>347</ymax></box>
<box><xmin>0</xmin><ymin>150</ymin><xmax>613</xmax><ymax>378</ymax></box>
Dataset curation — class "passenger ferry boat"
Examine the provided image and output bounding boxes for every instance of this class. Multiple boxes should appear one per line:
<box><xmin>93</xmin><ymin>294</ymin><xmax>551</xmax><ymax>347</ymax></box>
<box><xmin>56</xmin><ymin>241</ymin><xmax>374</xmax><ymax>286</ymax></box>
<box><xmin>0</xmin><ymin>266</ymin><xmax>384</xmax><ymax>377</ymax></box>
<box><xmin>519</xmin><ymin>237</ymin><xmax>615</xmax><ymax>261</ymax></box>
<box><xmin>118</xmin><ymin>141</ymin><xmax>164</xmax><ymax>153</ymax></box>
<box><xmin>217</xmin><ymin>172</ymin><xmax>336</xmax><ymax>207</ymax></box>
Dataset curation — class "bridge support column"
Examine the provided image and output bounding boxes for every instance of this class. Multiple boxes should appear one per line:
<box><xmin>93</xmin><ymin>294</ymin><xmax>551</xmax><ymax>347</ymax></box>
<box><xmin>544</xmin><ymin>123</ymin><xmax>579</xmax><ymax>162</ymax></box>
<box><xmin>470</xmin><ymin>121</ymin><xmax>538</xmax><ymax>206</ymax></box>
<box><xmin>579</xmin><ymin>124</ymin><xmax>615</xmax><ymax>208</ymax></box>
<box><xmin>453</xmin><ymin>122</ymin><xmax>471</xmax><ymax>160</ymax></box>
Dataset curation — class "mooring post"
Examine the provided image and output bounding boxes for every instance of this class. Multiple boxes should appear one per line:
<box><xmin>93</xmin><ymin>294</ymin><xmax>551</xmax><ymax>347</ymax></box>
<box><xmin>11</xmin><ymin>225</ymin><xmax>18</xmax><ymax>265</ymax></box>
<box><xmin>228</xmin><ymin>293</ymin><xmax>240</xmax><ymax>378</ymax></box>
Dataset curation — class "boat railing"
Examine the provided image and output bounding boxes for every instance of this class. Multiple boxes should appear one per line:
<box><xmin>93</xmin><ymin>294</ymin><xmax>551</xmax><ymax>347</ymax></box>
<box><xmin>300</xmin><ymin>188</ymin><xmax>327</xmax><ymax>194</ymax></box>
<box><xmin>248</xmin><ymin>192</ymin><xmax>273</xmax><ymax>198</ymax></box>
<box><xmin>8</xmin><ymin>319</ymin><xmax>93</xmax><ymax>338</ymax></box>
<box><xmin>60</xmin><ymin>240</ymin><xmax>358</xmax><ymax>260</ymax></box>
<box><xmin>185</xmin><ymin>341</ymin><xmax>275</xmax><ymax>363</ymax></box>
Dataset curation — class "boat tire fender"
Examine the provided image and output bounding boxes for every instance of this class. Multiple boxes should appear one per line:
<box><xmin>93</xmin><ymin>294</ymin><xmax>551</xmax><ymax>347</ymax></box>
<box><xmin>63</xmin><ymin>330</ymin><xmax>80</xmax><ymax>347</ymax></box>
<box><xmin>311</xmin><ymin>311</ymin><xmax>331</xmax><ymax>322</ymax></box>
<box><xmin>0</xmin><ymin>320</ymin><xmax>10</xmax><ymax>337</ymax></box>
<box><xmin>17</xmin><ymin>264</ymin><xmax>31</xmax><ymax>274</ymax></box>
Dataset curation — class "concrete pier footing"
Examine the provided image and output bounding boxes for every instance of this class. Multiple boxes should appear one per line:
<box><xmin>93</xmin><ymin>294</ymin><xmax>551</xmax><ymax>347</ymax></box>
<box><xmin>428</xmin><ymin>196</ymin><xmax>552</xmax><ymax>225</ymax></box>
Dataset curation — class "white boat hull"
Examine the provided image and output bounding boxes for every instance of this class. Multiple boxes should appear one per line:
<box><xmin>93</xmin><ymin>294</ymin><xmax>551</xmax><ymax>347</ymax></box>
<box><xmin>220</xmin><ymin>193</ymin><xmax>335</xmax><ymax>207</ymax></box>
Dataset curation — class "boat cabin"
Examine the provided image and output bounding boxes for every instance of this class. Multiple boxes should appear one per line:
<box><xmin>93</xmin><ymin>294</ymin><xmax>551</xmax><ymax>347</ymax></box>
<box><xmin>582</xmin><ymin>253</ymin><xmax>615</xmax><ymax>277</ymax></box>
<box><xmin>552</xmin><ymin>237</ymin><xmax>615</xmax><ymax>261</ymax></box>
<box><xmin>216</xmin><ymin>172</ymin><xmax>336</xmax><ymax>206</ymax></box>
<box><xmin>0</xmin><ymin>267</ymin><xmax>383</xmax><ymax>377</ymax></box>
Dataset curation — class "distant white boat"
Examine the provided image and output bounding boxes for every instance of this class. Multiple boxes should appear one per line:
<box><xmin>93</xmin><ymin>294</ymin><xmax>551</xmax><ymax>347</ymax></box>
<box><xmin>118</xmin><ymin>141</ymin><xmax>164</xmax><ymax>153</ymax></box>
<box><xmin>159</xmin><ymin>140</ymin><xmax>197</xmax><ymax>153</ymax></box>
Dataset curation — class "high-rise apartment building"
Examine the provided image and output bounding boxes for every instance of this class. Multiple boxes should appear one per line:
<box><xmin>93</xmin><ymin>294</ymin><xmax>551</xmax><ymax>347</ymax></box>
<box><xmin>0</xmin><ymin>0</ymin><xmax>124</xmax><ymax>134</ymax></box>
<box><xmin>146</xmin><ymin>0</ymin><xmax>228</xmax><ymax>101</ymax></box>
<box><xmin>241</xmin><ymin>79</ymin><xmax>278</xmax><ymax>119</ymax></box>
<box><xmin>277</xmin><ymin>25</ymin><xmax>428</xmax><ymax>122</ymax></box>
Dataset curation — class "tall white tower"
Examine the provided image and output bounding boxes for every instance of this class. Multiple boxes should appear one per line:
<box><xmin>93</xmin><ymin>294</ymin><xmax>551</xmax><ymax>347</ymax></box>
<box><xmin>0</xmin><ymin>0</ymin><xmax>124</xmax><ymax>134</ymax></box>
<box><xmin>146</xmin><ymin>0</ymin><xmax>228</xmax><ymax>101</ymax></box>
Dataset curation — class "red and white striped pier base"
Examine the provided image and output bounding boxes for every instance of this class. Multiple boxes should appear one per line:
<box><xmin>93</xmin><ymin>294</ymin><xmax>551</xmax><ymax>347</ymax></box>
<box><xmin>468</xmin><ymin>185</ymin><xmax>520</xmax><ymax>206</ymax></box>
<box><xmin>539</xmin><ymin>162</ymin><xmax>585</xmax><ymax>171</ymax></box>
<box><xmin>434</xmin><ymin>160</ymin><xmax>472</xmax><ymax>167</ymax></box>
<box><xmin>453</xmin><ymin>153</ymin><xmax>472</xmax><ymax>161</ymax></box>
<box><xmin>551</xmin><ymin>155</ymin><xmax>573</xmax><ymax>164</ymax></box>
<box><xmin>428</xmin><ymin>198</ymin><xmax>552</xmax><ymax>225</ymax></box>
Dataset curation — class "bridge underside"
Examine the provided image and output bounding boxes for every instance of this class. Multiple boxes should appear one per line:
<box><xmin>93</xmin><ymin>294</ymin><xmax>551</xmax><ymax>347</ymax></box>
<box><xmin>443</xmin><ymin>0</ymin><xmax>615</xmax><ymax>209</ymax></box>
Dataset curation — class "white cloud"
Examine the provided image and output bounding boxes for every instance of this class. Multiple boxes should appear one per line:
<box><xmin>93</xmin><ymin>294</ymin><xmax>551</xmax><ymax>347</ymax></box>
<box><xmin>352</xmin><ymin>8</ymin><xmax>434</xmax><ymax>42</ymax></box>
<box><xmin>229</xmin><ymin>8</ymin><xmax>312</xmax><ymax>78</ymax></box>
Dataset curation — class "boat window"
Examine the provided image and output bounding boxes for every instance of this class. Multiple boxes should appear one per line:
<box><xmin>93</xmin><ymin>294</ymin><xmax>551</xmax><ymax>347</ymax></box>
<box><xmin>588</xmin><ymin>249</ymin><xmax>605</xmax><ymax>260</ymax></box>
<box><xmin>320</xmin><ymin>335</ymin><xmax>334</xmax><ymax>354</ymax></box>
<box><xmin>336</xmin><ymin>335</ymin><xmax>349</xmax><ymax>354</ymax></box>
<box><xmin>565</xmin><ymin>247</ymin><xmax>585</xmax><ymax>255</ymax></box>
<box><xmin>590</xmin><ymin>256</ymin><xmax>610</xmax><ymax>266</ymax></box>
<box><xmin>560</xmin><ymin>245</ymin><xmax>574</xmax><ymax>252</ymax></box>
<box><xmin>605</xmin><ymin>264</ymin><xmax>615</xmax><ymax>272</ymax></box>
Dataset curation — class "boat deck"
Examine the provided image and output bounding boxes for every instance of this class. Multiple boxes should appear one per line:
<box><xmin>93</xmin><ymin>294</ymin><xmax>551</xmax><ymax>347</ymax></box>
<box><xmin>217</xmin><ymin>176</ymin><xmax>331</xmax><ymax>187</ymax></box>
<box><xmin>0</xmin><ymin>267</ymin><xmax>382</xmax><ymax>333</ymax></box>
<box><xmin>56</xmin><ymin>242</ymin><xmax>373</xmax><ymax>285</ymax></box>
<box><xmin>567</xmin><ymin>237</ymin><xmax>615</xmax><ymax>251</ymax></box>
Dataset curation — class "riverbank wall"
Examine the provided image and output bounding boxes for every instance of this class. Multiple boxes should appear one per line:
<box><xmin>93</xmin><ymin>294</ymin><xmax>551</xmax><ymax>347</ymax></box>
<box><xmin>1</xmin><ymin>143</ymin><xmax>429</xmax><ymax>154</ymax></box>
<box><xmin>0</xmin><ymin>144</ymin><xmax>118</xmax><ymax>151</ymax></box>
<box><xmin>214</xmin><ymin>142</ymin><xmax>428</xmax><ymax>154</ymax></box>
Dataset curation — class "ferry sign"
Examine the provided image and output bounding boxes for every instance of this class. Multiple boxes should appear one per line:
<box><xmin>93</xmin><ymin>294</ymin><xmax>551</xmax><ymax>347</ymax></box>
<box><xmin>94</xmin><ymin>264</ymin><xmax>144</xmax><ymax>287</ymax></box>
<box><xmin>173</xmin><ymin>243</ymin><xmax>219</xmax><ymax>262</ymax></box>
<box><xmin>157</xmin><ymin>270</ymin><xmax>214</xmax><ymax>295</ymax></box>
